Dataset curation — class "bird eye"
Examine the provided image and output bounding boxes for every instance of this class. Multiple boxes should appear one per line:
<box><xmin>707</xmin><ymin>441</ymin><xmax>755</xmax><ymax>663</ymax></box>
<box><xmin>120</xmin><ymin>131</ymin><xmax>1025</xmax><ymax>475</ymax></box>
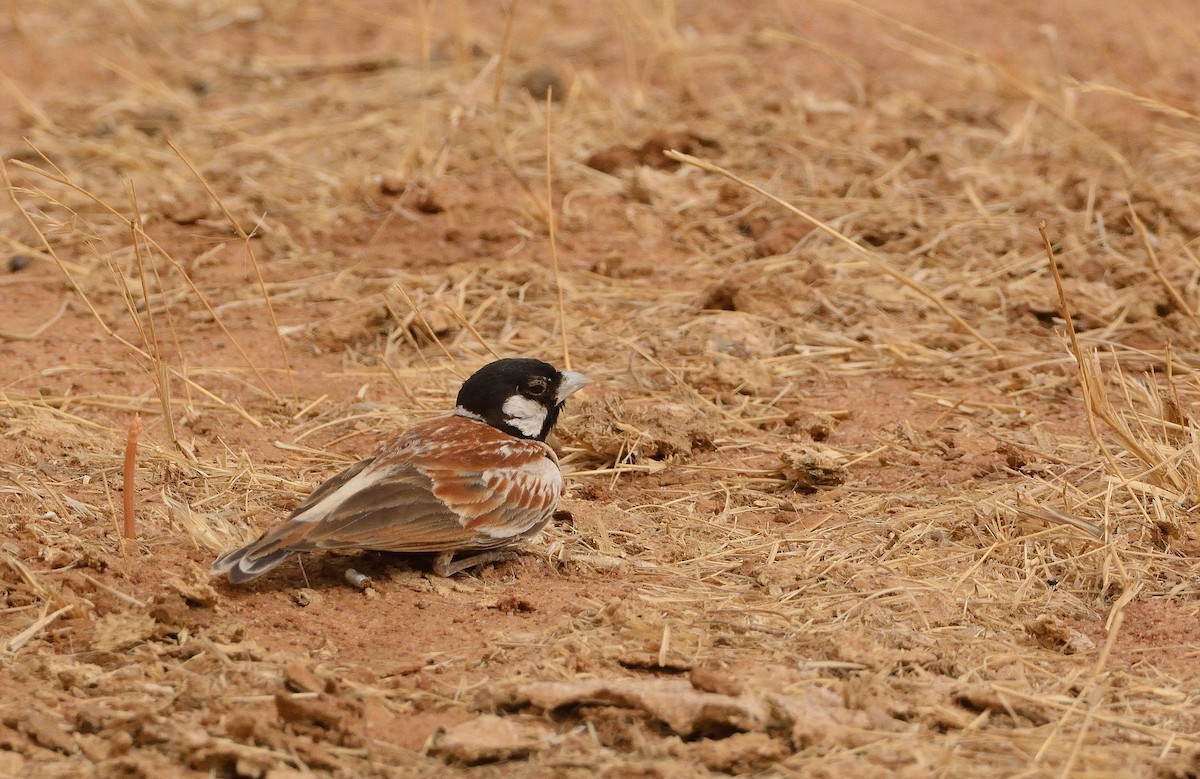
<box><xmin>522</xmin><ymin>378</ymin><xmax>548</xmax><ymax>397</ymax></box>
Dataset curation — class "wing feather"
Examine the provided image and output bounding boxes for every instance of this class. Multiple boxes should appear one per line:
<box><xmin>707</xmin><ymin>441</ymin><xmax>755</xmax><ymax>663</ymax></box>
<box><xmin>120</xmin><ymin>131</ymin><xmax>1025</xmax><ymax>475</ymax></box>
<box><xmin>212</xmin><ymin>414</ymin><xmax>563</xmax><ymax>579</ymax></box>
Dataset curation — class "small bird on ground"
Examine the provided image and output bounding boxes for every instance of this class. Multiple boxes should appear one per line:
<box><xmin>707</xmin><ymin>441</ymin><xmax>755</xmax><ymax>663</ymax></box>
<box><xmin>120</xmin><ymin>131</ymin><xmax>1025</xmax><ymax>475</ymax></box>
<box><xmin>212</xmin><ymin>358</ymin><xmax>589</xmax><ymax>583</ymax></box>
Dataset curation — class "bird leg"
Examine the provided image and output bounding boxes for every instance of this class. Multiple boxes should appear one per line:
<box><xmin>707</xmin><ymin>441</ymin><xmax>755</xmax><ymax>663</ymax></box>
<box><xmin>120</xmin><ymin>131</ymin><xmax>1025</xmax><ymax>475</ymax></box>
<box><xmin>433</xmin><ymin>550</ymin><xmax>519</xmax><ymax>577</ymax></box>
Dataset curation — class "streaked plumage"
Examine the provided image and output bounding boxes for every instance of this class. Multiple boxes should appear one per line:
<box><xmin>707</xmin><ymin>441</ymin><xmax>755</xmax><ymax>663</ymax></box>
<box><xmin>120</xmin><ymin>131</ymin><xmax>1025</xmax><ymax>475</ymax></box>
<box><xmin>212</xmin><ymin>359</ymin><xmax>588</xmax><ymax>583</ymax></box>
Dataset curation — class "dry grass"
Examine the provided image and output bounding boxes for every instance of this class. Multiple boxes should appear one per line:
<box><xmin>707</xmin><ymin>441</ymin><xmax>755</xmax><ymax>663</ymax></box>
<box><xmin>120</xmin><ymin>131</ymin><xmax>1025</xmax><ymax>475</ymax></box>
<box><xmin>3</xmin><ymin>0</ymin><xmax>1200</xmax><ymax>776</ymax></box>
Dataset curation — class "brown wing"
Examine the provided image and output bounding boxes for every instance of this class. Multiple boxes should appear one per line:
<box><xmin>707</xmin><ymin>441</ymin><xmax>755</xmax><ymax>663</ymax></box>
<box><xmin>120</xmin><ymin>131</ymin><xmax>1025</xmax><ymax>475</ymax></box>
<box><xmin>285</xmin><ymin>456</ymin><xmax>375</xmax><ymax>518</ymax></box>
<box><xmin>226</xmin><ymin>414</ymin><xmax>562</xmax><ymax>563</ymax></box>
<box><xmin>300</xmin><ymin>414</ymin><xmax>563</xmax><ymax>551</ymax></box>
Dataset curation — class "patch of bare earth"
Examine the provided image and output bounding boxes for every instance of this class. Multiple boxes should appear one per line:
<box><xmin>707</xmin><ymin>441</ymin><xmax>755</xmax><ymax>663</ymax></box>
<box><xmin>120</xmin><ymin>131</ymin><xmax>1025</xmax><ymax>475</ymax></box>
<box><xmin>4</xmin><ymin>0</ymin><xmax>1200</xmax><ymax>776</ymax></box>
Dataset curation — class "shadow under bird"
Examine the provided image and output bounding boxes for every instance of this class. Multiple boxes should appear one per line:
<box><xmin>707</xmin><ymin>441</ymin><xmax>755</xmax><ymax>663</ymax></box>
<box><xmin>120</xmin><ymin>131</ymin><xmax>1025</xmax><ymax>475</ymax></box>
<box><xmin>211</xmin><ymin>358</ymin><xmax>589</xmax><ymax>583</ymax></box>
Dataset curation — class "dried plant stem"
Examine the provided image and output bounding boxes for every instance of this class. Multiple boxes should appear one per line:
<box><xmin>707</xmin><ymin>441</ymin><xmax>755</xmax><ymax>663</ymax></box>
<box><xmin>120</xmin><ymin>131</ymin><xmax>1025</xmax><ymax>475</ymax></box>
<box><xmin>1039</xmin><ymin>221</ymin><xmax>1120</xmax><ymax>478</ymax></box>
<box><xmin>545</xmin><ymin>88</ymin><xmax>572</xmax><ymax>370</ymax></box>
<box><xmin>0</xmin><ymin>70</ymin><xmax>53</xmax><ymax>128</ymax></box>
<box><xmin>484</xmin><ymin>0</ymin><xmax>551</xmax><ymax>223</ymax></box>
<box><xmin>0</xmin><ymin>157</ymin><xmax>265</xmax><ymax>427</ymax></box>
<box><xmin>388</xmin><ymin>284</ymin><xmax>462</xmax><ymax>374</ymax></box>
<box><xmin>1015</xmin><ymin>496</ymin><xmax>1103</xmax><ymax>539</ymax></box>
<box><xmin>9</xmin><ymin>153</ymin><xmax>277</xmax><ymax>403</ymax></box>
<box><xmin>666</xmin><ymin>150</ymin><xmax>998</xmax><ymax>355</ymax></box>
<box><xmin>494</xmin><ymin>0</ymin><xmax>520</xmax><ymax>106</ymax></box>
<box><xmin>4</xmin><ymin>605</ymin><xmax>73</xmax><ymax>654</ymax></box>
<box><xmin>1072</xmin><ymin>78</ymin><xmax>1200</xmax><ymax>123</ymax></box>
<box><xmin>0</xmin><ymin>300</ymin><xmax>67</xmax><ymax>341</ymax></box>
<box><xmin>123</xmin><ymin>417</ymin><xmax>142</xmax><ymax>540</ymax></box>
<box><xmin>127</xmin><ymin>181</ymin><xmax>177</xmax><ymax>446</ymax></box>
<box><xmin>146</xmin><ymin>237</ymin><xmax>194</xmax><ymax>413</ymax></box>
<box><xmin>441</xmin><ymin>304</ymin><xmax>501</xmax><ymax>360</ymax></box>
<box><xmin>1044</xmin><ymin>586</ymin><xmax>1136</xmax><ymax>775</ymax></box>
<box><xmin>1127</xmin><ymin>202</ymin><xmax>1199</xmax><ymax>325</ymax></box>
<box><xmin>815</xmin><ymin>0</ymin><xmax>1131</xmax><ymax>175</ymax></box>
<box><xmin>165</xmin><ymin>138</ymin><xmax>299</xmax><ymax>404</ymax></box>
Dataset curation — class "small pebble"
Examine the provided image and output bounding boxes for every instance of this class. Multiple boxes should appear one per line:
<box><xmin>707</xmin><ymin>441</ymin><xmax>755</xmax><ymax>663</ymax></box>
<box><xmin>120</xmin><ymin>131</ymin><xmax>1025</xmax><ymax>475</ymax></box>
<box><xmin>9</xmin><ymin>255</ymin><xmax>30</xmax><ymax>273</ymax></box>
<box><xmin>520</xmin><ymin>67</ymin><xmax>565</xmax><ymax>101</ymax></box>
<box><xmin>378</xmin><ymin>174</ymin><xmax>406</xmax><ymax>196</ymax></box>
<box><xmin>293</xmin><ymin>587</ymin><xmax>322</xmax><ymax>607</ymax></box>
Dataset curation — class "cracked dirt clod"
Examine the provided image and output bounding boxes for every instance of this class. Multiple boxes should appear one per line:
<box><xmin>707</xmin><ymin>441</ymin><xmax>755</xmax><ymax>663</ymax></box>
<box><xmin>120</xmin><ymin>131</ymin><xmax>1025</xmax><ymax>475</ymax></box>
<box><xmin>1025</xmin><ymin>614</ymin><xmax>1096</xmax><ymax>655</ymax></box>
<box><xmin>769</xmin><ymin>687</ymin><xmax>873</xmax><ymax>748</ymax></box>
<box><xmin>5</xmin><ymin>710</ymin><xmax>76</xmax><ymax>755</ymax></box>
<box><xmin>91</xmin><ymin>612</ymin><xmax>157</xmax><ymax>652</ymax></box>
<box><xmin>274</xmin><ymin>693</ymin><xmax>348</xmax><ymax>732</ymax></box>
<box><xmin>688</xmin><ymin>731</ymin><xmax>791</xmax><ymax>774</ymax></box>
<box><xmin>282</xmin><ymin>664</ymin><xmax>324</xmax><ymax>694</ymax></box>
<box><xmin>428</xmin><ymin>714</ymin><xmax>552</xmax><ymax>765</ymax></box>
<box><xmin>494</xmin><ymin>678</ymin><xmax>770</xmax><ymax>738</ymax></box>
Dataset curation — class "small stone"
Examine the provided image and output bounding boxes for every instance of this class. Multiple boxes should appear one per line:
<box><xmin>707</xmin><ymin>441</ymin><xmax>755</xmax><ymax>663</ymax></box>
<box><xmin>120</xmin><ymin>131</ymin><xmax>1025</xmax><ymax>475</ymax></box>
<box><xmin>692</xmin><ymin>732</ymin><xmax>790</xmax><ymax>774</ymax></box>
<box><xmin>519</xmin><ymin>67</ymin><xmax>565</xmax><ymax>101</ymax></box>
<box><xmin>378</xmin><ymin>174</ymin><xmax>407</xmax><ymax>196</ymax></box>
<box><xmin>585</xmin><ymin>145</ymin><xmax>639</xmax><ymax>175</ymax></box>
<box><xmin>284</xmin><ymin>663</ymin><xmax>325</xmax><ymax>694</ymax></box>
<box><xmin>166</xmin><ymin>571</ymin><xmax>220</xmax><ymax>607</ymax></box>
<box><xmin>8</xmin><ymin>255</ymin><xmax>29</xmax><ymax>273</ymax></box>
<box><xmin>689</xmin><ymin>666</ymin><xmax>743</xmax><ymax>697</ymax></box>
<box><xmin>1026</xmin><ymin>614</ymin><xmax>1096</xmax><ymax>654</ymax></box>
<box><xmin>312</xmin><ymin>638</ymin><xmax>337</xmax><ymax>661</ymax></box>
<box><xmin>617</xmin><ymin>650</ymin><xmax>693</xmax><ymax>672</ymax></box>
<box><xmin>19</xmin><ymin>711</ymin><xmax>76</xmax><ymax>754</ymax></box>
<box><xmin>161</xmin><ymin>199</ymin><xmax>210</xmax><ymax>225</ymax></box>
<box><xmin>274</xmin><ymin>693</ymin><xmax>344</xmax><ymax>730</ymax></box>
<box><xmin>293</xmin><ymin>588</ymin><xmax>322</xmax><ymax>607</ymax></box>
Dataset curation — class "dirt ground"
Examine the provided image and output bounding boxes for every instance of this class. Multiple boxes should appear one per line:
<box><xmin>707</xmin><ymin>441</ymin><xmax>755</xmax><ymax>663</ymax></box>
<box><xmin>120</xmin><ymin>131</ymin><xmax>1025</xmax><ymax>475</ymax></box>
<box><xmin>3</xmin><ymin>0</ymin><xmax>1200</xmax><ymax>776</ymax></box>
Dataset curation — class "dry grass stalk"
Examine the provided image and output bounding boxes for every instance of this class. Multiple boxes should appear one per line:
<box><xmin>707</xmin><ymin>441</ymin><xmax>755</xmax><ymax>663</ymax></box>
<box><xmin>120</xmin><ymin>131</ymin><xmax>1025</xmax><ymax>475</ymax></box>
<box><xmin>1</xmin><ymin>159</ymin><xmax>267</xmax><ymax>426</ymax></box>
<box><xmin>544</xmin><ymin>87</ymin><xmax>571</xmax><ymax>370</ymax></box>
<box><xmin>0</xmin><ymin>71</ymin><xmax>54</xmax><ymax>128</ymax></box>
<box><xmin>122</xmin><ymin>416</ymin><xmax>142</xmax><ymax>540</ymax></box>
<box><xmin>3</xmin><ymin>2</ymin><xmax>1200</xmax><ymax>776</ymax></box>
<box><xmin>493</xmin><ymin>0</ymin><xmax>520</xmax><ymax>106</ymax></box>
<box><xmin>4</xmin><ymin>605</ymin><xmax>73</xmax><ymax>654</ymax></box>
<box><xmin>0</xmin><ymin>300</ymin><xmax>67</xmax><ymax>341</ymax></box>
<box><xmin>165</xmin><ymin>138</ymin><xmax>299</xmax><ymax>403</ymax></box>
<box><xmin>127</xmin><ymin>181</ymin><xmax>178</xmax><ymax>446</ymax></box>
<box><xmin>1127</xmin><ymin>201</ymin><xmax>1200</xmax><ymax>326</ymax></box>
<box><xmin>1072</xmin><ymin>78</ymin><xmax>1200</xmax><ymax>123</ymax></box>
<box><xmin>816</xmin><ymin>0</ymin><xmax>1132</xmax><ymax>174</ymax></box>
<box><xmin>666</xmin><ymin>149</ymin><xmax>999</xmax><ymax>355</ymax></box>
<box><xmin>1040</xmin><ymin>221</ymin><xmax>1119</xmax><ymax>477</ymax></box>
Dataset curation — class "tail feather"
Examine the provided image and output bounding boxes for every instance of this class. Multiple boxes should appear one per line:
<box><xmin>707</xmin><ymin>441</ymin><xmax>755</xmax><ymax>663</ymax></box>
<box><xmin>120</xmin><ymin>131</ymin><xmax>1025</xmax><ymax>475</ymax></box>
<box><xmin>211</xmin><ymin>537</ymin><xmax>297</xmax><ymax>583</ymax></box>
<box><xmin>211</xmin><ymin>458</ymin><xmax>377</xmax><ymax>584</ymax></box>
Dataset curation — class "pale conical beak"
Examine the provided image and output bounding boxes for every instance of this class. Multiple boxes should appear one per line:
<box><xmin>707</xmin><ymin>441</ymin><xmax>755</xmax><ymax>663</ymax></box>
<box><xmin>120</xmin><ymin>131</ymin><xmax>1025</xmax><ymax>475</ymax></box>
<box><xmin>555</xmin><ymin>370</ymin><xmax>590</xmax><ymax>404</ymax></box>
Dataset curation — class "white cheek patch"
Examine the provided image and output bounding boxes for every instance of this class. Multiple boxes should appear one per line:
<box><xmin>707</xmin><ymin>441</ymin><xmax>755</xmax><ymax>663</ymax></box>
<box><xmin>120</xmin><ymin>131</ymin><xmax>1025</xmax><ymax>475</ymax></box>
<box><xmin>454</xmin><ymin>407</ymin><xmax>484</xmax><ymax>422</ymax></box>
<box><xmin>502</xmin><ymin>395</ymin><xmax>548</xmax><ymax>438</ymax></box>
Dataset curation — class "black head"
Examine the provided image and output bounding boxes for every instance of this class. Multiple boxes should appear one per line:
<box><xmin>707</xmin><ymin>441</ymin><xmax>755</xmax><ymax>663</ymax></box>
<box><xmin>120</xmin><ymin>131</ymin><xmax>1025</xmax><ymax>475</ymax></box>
<box><xmin>455</xmin><ymin>358</ymin><xmax>590</xmax><ymax>441</ymax></box>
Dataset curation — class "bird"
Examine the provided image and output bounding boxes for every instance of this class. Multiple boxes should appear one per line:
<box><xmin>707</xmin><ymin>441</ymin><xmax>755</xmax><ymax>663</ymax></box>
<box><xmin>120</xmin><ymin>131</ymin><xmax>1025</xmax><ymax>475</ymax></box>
<box><xmin>211</xmin><ymin>358</ymin><xmax>589</xmax><ymax>584</ymax></box>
